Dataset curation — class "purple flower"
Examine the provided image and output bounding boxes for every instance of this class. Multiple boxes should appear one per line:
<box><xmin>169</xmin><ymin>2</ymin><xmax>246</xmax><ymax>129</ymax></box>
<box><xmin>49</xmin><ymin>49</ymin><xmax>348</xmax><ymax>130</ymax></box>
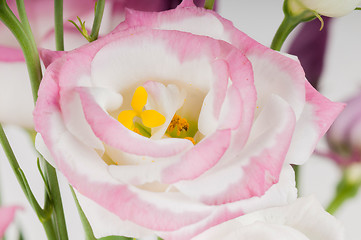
<box><xmin>326</xmin><ymin>91</ymin><xmax>361</xmax><ymax>166</ymax></box>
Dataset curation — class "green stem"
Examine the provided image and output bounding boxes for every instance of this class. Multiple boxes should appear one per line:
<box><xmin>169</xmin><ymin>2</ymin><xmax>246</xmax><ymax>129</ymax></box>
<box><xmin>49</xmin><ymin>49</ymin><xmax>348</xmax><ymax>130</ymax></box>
<box><xmin>326</xmin><ymin>178</ymin><xmax>359</xmax><ymax>215</ymax></box>
<box><xmin>0</xmin><ymin>125</ymin><xmax>35</xmax><ymax>210</ymax></box>
<box><xmin>42</xmin><ymin>158</ymin><xmax>69</xmax><ymax>240</ymax></box>
<box><xmin>0</xmin><ymin>1</ymin><xmax>68</xmax><ymax>239</ymax></box>
<box><xmin>271</xmin><ymin>0</ymin><xmax>315</xmax><ymax>51</ymax></box>
<box><xmin>15</xmin><ymin>0</ymin><xmax>36</xmax><ymax>48</ymax></box>
<box><xmin>52</xmin><ymin>2</ymin><xmax>68</xmax><ymax>238</ymax></box>
<box><xmin>42</xmin><ymin>219</ymin><xmax>58</xmax><ymax>240</ymax></box>
<box><xmin>0</xmin><ymin>1</ymin><xmax>41</xmax><ymax>102</ymax></box>
<box><xmin>270</xmin><ymin>15</ymin><xmax>300</xmax><ymax>51</ymax></box>
<box><xmin>0</xmin><ymin>125</ymin><xmax>57</xmax><ymax>240</ymax></box>
<box><xmin>70</xmin><ymin>186</ymin><xmax>96</xmax><ymax>240</ymax></box>
<box><xmin>89</xmin><ymin>0</ymin><xmax>105</xmax><ymax>42</ymax></box>
<box><xmin>54</xmin><ymin>0</ymin><xmax>64</xmax><ymax>51</ymax></box>
<box><xmin>355</xmin><ymin>7</ymin><xmax>361</xmax><ymax>10</ymax></box>
<box><xmin>204</xmin><ymin>0</ymin><xmax>215</xmax><ymax>10</ymax></box>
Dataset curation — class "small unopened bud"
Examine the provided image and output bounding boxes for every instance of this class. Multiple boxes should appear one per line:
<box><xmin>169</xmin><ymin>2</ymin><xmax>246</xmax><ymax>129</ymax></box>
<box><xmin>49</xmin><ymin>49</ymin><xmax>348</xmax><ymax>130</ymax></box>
<box><xmin>326</xmin><ymin>92</ymin><xmax>361</xmax><ymax>166</ymax></box>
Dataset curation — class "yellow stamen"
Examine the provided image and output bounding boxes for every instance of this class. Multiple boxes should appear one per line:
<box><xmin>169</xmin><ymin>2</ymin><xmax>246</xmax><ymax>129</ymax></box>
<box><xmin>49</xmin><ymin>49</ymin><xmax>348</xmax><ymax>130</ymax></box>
<box><xmin>141</xmin><ymin>110</ymin><xmax>166</xmax><ymax>128</ymax></box>
<box><xmin>131</xmin><ymin>86</ymin><xmax>148</xmax><ymax>113</ymax></box>
<box><xmin>167</xmin><ymin>114</ymin><xmax>189</xmax><ymax>136</ymax></box>
<box><xmin>184</xmin><ymin>137</ymin><xmax>195</xmax><ymax>145</ymax></box>
<box><xmin>178</xmin><ymin>118</ymin><xmax>189</xmax><ymax>136</ymax></box>
<box><xmin>167</xmin><ymin>115</ymin><xmax>180</xmax><ymax>133</ymax></box>
<box><xmin>118</xmin><ymin>86</ymin><xmax>165</xmax><ymax>133</ymax></box>
<box><xmin>117</xmin><ymin>110</ymin><xmax>137</xmax><ymax>130</ymax></box>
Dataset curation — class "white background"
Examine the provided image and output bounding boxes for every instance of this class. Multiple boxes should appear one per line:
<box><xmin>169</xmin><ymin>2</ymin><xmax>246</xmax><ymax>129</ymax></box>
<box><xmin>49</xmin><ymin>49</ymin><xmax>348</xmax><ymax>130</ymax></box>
<box><xmin>1</xmin><ymin>0</ymin><xmax>361</xmax><ymax>239</ymax></box>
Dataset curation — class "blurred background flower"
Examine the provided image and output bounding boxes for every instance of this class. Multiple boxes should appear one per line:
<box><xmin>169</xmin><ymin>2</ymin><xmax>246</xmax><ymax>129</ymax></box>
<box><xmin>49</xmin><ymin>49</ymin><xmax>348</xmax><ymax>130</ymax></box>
<box><xmin>0</xmin><ymin>206</ymin><xmax>19</xmax><ymax>238</ymax></box>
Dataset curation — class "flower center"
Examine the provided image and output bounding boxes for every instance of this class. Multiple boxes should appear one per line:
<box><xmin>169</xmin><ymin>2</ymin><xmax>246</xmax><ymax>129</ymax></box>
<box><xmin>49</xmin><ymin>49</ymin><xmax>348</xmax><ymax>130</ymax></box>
<box><xmin>117</xmin><ymin>86</ymin><xmax>196</xmax><ymax>144</ymax></box>
<box><xmin>117</xmin><ymin>86</ymin><xmax>166</xmax><ymax>133</ymax></box>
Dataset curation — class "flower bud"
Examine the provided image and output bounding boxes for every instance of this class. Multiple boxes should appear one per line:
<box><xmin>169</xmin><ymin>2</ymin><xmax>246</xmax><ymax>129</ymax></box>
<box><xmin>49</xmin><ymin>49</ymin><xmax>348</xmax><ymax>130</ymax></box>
<box><xmin>326</xmin><ymin>92</ymin><xmax>361</xmax><ymax>165</ymax></box>
<box><xmin>287</xmin><ymin>0</ymin><xmax>361</xmax><ymax>17</ymax></box>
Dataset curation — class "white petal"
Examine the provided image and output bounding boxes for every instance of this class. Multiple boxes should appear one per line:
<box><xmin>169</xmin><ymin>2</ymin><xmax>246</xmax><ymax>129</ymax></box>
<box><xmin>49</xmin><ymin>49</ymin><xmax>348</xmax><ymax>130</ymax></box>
<box><xmin>143</xmin><ymin>81</ymin><xmax>186</xmax><ymax>139</ymax></box>
<box><xmin>75</xmin><ymin>190</ymin><xmax>157</xmax><ymax>239</ymax></box>
<box><xmin>194</xmin><ymin>196</ymin><xmax>344</xmax><ymax>240</ymax></box>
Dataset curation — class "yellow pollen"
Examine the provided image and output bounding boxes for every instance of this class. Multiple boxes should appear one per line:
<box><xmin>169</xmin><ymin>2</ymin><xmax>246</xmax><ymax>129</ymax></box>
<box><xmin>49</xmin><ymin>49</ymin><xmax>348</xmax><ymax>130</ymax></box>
<box><xmin>133</xmin><ymin>128</ymin><xmax>141</xmax><ymax>135</ymax></box>
<box><xmin>184</xmin><ymin>137</ymin><xmax>195</xmax><ymax>145</ymax></box>
<box><xmin>167</xmin><ymin>114</ymin><xmax>190</xmax><ymax>136</ymax></box>
<box><xmin>118</xmin><ymin>86</ymin><xmax>166</xmax><ymax>132</ymax></box>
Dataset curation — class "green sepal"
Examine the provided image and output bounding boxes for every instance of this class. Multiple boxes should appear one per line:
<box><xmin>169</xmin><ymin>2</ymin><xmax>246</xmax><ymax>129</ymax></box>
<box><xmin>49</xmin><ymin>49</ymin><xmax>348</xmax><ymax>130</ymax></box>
<box><xmin>68</xmin><ymin>16</ymin><xmax>92</xmax><ymax>42</ymax></box>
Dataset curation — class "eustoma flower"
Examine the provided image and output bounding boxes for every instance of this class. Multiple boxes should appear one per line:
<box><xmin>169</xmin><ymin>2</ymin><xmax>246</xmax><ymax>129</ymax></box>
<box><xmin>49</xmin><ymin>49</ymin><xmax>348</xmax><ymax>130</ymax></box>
<box><xmin>193</xmin><ymin>197</ymin><xmax>344</xmax><ymax>240</ymax></box>
<box><xmin>0</xmin><ymin>206</ymin><xmax>19</xmax><ymax>238</ymax></box>
<box><xmin>34</xmin><ymin>0</ymin><xmax>343</xmax><ymax>239</ymax></box>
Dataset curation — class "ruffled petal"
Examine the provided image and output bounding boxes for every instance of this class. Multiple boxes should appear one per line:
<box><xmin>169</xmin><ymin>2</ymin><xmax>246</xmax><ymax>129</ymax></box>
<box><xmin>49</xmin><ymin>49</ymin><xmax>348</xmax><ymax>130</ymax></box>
<box><xmin>286</xmin><ymin>82</ymin><xmax>345</xmax><ymax>165</ymax></box>
<box><xmin>174</xmin><ymin>95</ymin><xmax>296</xmax><ymax>204</ymax></box>
<box><xmin>193</xmin><ymin>196</ymin><xmax>344</xmax><ymax>240</ymax></box>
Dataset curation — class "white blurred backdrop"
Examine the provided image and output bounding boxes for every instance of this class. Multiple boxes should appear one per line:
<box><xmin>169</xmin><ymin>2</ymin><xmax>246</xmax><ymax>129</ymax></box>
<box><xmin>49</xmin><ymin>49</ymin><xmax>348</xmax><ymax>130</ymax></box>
<box><xmin>1</xmin><ymin>0</ymin><xmax>361</xmax><ymax>239</ymax></box>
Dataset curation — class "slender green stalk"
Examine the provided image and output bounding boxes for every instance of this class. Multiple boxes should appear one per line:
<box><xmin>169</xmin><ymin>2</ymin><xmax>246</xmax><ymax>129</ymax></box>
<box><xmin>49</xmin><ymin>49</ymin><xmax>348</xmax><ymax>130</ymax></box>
<box><xmin>70</xmin><ymin>186</ymin><xmax>97</xmax><ymax>240</ymax></box>
<box><xmin>270</xmin><ymin>15</ymin><xmax>301</xmax><ymax>51</ymax></box>
<box><xmin>0</xmin><ymin>1</ymin><xmax>41</xmax><ymax>102</ymax></box>
<box><xmin>41</xmin><ymin>220</ymin><xmax>58</xmax><ymax>240</ymax></box>
<box><xmin>42</xmin><ymin>157</ymin><xmax>69</xmax><ymax>240</ymax></box>
<box><xmin>355</xmin><ymin>7</ymin><xmax>361</xmax><ymax>10</ymax></box>
<box><xmin>52</xmin><ymin>2</ymin><xmax>69</xmax><ymax>237</ymax></box>
<box><xmin>0</xmin><ymin>125</ymin><xmax>57</xmax><ymax>240</ymax></box>
<box><xmin>326</xmin><ymin>171</ymin><xmax>360</xmax><ymax>215</ymax></box>
<box><xmin>326</xmin><ymin>183</ymin><xmax>358</xmax><ymax>214</ymax></box>
<box><xmin>0</xmin><ymin>125</ymin><xmax>36</xmax><ymax>211</ymax></box>
<box><xmin>89</xmin><ymin>0</ymin><xmax>105</xmax><ymax>42</ymax></box>
<box><xmin>15</xmin><ymin>0</ymin><xmax>36</xmax><ymax>48</ymax></box>
<box><xmin>204</xmin><ymin>0</ymin><xmax>215</xmax><ymax>10</ymax></box>
<box><xmin>1</xmin><ymin>1</ymin><xmax>68</xmax><ymax>239</ymax></box>
<box><xmin>54</xmin><ymin>0</ymin><xmax>64</xmax><ymax>50</ymax></box>
<box><xmin>19</xmin><ymin>168</ymin><xmax>57</xmax><ymax>240</ymax></box>
<box><xmin>271</xmin><ymin>0</ymin><xmax>315</xmax><ymax>51</ymax></box>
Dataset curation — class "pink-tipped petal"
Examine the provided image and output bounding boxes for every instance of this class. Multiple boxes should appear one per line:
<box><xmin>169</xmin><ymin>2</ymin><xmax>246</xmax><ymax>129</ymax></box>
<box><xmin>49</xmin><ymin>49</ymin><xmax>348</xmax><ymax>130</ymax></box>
<box><xmin>39</xmin><ymin>49</ymin><xmax>68</xmax><ymax>68</ymax></box>
<box><xmin>174</xmin><ymin>95</ymin><xmax>296</xmax><ymax>205</ymax></box>
<box><xmin>162</xmin><ymin>129</ymin><xmax>231</xmax><ymax>184</ymax></box>
<box><xmin>286</xmin><ymin>82</ymin><xmax>345</xmax><ymax>165</ymax></box>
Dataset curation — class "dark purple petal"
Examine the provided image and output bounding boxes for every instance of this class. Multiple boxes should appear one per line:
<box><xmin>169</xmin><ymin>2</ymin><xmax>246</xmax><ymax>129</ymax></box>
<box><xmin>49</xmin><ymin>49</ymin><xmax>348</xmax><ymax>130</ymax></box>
<box><xmin>120</xmin><ymin>0</ymin><xmax>213</xmax><ymax>12</ymax></box>
<box><xmin>288</xmin><ymin>17</ymin><xmax>332</xmax><ymax>90</ymax></box>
